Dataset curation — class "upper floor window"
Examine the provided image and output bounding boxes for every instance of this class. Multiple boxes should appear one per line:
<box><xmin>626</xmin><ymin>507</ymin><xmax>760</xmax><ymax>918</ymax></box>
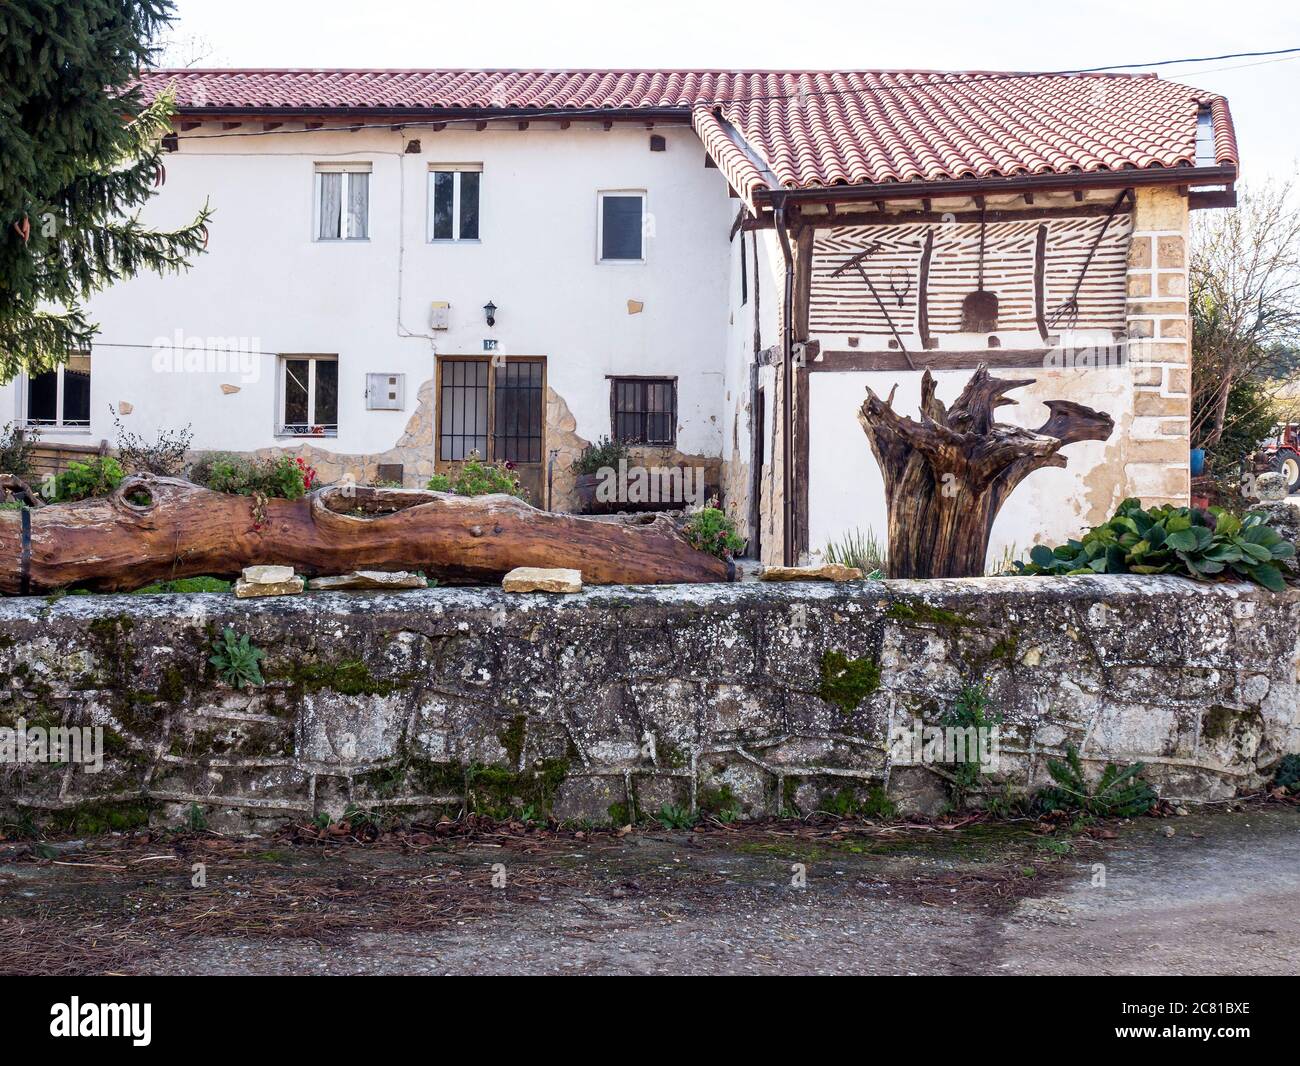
<box><xmin>24</xmin><ymin>353</ymin><xmax>91</xmax><ymax>429</ymax></box>
<box><xmin>315</xmin><ymin>164</ymin><xmax>370</xmax><ymax>241</ymax></box>
<box><xmin>598</xmin><ymin>191</ymin><xmax>646</xmax><ymax>262</ymax></box>
<box><xmin>279</xmin><ymin>354</ymin><xmax>338</xmax><ymax>437</ymax></box>
<box><xmin>428</xmin><ymin>164</ymin><xmax>482</xmax><ymax>241</ymax></box>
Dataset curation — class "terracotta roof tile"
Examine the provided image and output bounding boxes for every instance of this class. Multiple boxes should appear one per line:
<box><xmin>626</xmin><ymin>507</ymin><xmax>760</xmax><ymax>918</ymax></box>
<box><xmin>141</xmin><ymin>68</ymin><xmax>1237</xmax><ymax>198</ymax></box>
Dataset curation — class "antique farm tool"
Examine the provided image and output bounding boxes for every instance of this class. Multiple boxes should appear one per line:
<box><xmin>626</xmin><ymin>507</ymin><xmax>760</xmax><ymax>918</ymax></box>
<box><xmin>858</xmin><ymin>366</ymin><xmax>1114</xmax><ymax>579</ymax></box>
<box><xmin>960</xmin><ymin>207</ymin><xmax>999</xmax><ymax>333</ymax></box>
<box><xmin>1047</xmin><ymin>189</ymin><xmax>1132</xmax><ymax>328</ymax></box>
<box><xmin>832</xmin><ymin>245</ymin><xmax>916</xmax><ymax>369</ymax></box>
<box><xmin>0</xmin><ymin>477</ymin><xmax>733</xmax><ymax>593</ymax></box>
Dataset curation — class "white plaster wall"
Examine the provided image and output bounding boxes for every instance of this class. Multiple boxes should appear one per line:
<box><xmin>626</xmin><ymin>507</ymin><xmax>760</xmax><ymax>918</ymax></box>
<box><xmin>0</xmin><ymin>123</ymin><xmax>734</xmax><ymax>459</ymax></box>
<box><xmin>808</xmin><ymin>365</ymin><xmax>1134</xmax><ymax>570</ymax></box>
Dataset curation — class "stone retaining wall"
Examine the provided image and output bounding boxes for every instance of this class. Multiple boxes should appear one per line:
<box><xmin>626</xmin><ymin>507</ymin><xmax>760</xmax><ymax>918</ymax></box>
<box><xmin>1</xmin><ymin>576</ymin><xmax>1297</xmax><ymax>831</ymax></box>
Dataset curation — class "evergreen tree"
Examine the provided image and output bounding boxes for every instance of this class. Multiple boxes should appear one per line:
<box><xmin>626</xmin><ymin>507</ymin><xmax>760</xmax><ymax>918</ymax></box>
<box><xmin>0</xmin><ymin>0</ymin><xmax>212</xmax><ymax>381</ymax></box>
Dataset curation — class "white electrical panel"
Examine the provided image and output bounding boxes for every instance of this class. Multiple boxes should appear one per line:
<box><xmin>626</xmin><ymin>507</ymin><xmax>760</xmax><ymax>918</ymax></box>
<box><xmin>366</xmin><ymin>373</ymin><xmax>405</xmax><ymax>410</ymax></box>
<box><xmin>430</xmin><ymin>301</ymin><xmax>450</xmax><ymax>330</ymax></box>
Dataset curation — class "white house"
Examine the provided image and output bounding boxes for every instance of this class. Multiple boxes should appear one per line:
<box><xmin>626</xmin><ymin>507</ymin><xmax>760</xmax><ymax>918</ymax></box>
<box><xmin>2</xmin><ymin>68</ymin><xmax>1238</xmax><ymax>567</ymax></box>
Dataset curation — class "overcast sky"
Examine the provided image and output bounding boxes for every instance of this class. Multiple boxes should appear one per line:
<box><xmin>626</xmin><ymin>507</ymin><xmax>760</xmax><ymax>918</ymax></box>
<box><xmin>166</xmin><ymin>0</ymin><xmax>1298</xmax><ymax>186</ymax></box>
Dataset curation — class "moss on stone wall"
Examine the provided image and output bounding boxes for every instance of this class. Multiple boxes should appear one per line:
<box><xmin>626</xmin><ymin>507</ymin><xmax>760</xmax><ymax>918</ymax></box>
<box><xmin>817</xmin><ymin>649</ymin><xmax>881</xmax><ymax>713</ymax></box>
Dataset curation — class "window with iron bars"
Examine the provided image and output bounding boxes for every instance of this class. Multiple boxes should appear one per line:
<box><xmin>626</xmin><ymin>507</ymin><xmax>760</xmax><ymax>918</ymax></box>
<box><xmin>610</xmin><ymin>377</ymin><xmax>676</xmax><ymax>446</ymax></box>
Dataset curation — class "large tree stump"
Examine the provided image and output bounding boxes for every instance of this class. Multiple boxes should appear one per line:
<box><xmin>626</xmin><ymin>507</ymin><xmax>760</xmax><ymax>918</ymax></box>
<box><xmin>0</xmin><ymin>476</ymin><xmax>732</xmax><ymax>594</ymax></box>
<box><xmin>858</xmin><ymin>366</ymin><xmax>1114</xmax><ymax>578</ymax></box>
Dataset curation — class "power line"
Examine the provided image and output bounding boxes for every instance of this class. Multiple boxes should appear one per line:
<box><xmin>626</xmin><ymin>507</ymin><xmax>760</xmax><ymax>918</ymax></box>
<box><xmin>162</xmin><ymin>45</ymin><xmax>1300</xmax><ymax>144</ymax></box>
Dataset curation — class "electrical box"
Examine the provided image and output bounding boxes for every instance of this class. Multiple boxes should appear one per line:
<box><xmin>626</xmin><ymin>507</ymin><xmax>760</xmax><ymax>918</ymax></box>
<box><xmin>430</xmin><ymin>301</ymin><xmax>450</xmax><ymax>330</ymax></box>
<box><xmin>366</xmin><ymin>373</ymin><xmax>405</xmax><ymax>410</ymax></box>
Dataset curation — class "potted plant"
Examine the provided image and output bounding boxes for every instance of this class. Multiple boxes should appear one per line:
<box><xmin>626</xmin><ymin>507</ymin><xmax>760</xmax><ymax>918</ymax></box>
<box><xmin>572</xmin><ymin>436</ymin><xmax>629</xmax><ymax>514</ymax></box>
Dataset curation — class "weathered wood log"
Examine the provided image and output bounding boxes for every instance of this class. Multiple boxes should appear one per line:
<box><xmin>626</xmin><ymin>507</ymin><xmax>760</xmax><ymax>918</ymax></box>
<box><xmin>0</xmin><ymin>474</ymin><xmax>43</xmax><ymax>508</ymax></box>
<box><xmin>0</xmin><ymin>476</ymin><xmax>733</xmax><ymax>594</ymax></box>
<box><xmin>858</xmin><ymin>366</ymin><xmax>1114</xmax><ymax>579</ymax></box>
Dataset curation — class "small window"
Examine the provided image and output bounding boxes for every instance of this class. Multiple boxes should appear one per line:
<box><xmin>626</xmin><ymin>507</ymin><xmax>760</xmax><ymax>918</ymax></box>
<box><xmin>24</xmin><ymin>353</ymin><xmax>91</xmax><ymax>428</ymax></box>
<box><xmin>599</xmin><ymin>191</ymin><xmax>646</xmax><ymax>262</ymax></box>
<box><xmin>611</xmin><ymin>377</ymin><xmax>676</xmax><ymax>445</ymax></box>
<box><xmin>315</xmin><ymin>164</ymin><xmax>370</xmax><ymax>241</ymax></box>
<box><xmin>429</xmin><ymin>165</ymin><xmax>482</xmax><ymax>241</ymax></box>
<box><xmin>279</xmin><ymin>355</ymin><xmax>338</xmax><ymax>436</ymax></box>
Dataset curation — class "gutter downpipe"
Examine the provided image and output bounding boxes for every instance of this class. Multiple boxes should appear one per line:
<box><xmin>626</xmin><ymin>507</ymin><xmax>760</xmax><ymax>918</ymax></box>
<box><xmin>773</xmin><ymin>191</ymin><xmax>796</xmax><ymax>567</ymax></box>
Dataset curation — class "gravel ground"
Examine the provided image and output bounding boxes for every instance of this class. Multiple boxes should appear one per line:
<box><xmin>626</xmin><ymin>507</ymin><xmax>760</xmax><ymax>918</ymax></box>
<box><xmin>1</xmin><ymin>805</ymin><xmax>1297</xmax><ymax>975</ymax></box>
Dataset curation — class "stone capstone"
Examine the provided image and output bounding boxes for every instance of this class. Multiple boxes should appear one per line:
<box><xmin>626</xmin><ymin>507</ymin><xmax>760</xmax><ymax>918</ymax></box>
<box><xmin>233</xmin><ymin>576</ymin><xmax>304</xmax><ymax>598</ymax></box>
<box><xmin>502</xmin><ymin>567</ymin><xmax>583</xmax><ymax>593</ymax></box>
<box><xmin>242</xmin><ymin>565</ymin><xmax>296</xmax><ymax>585</ymax></box>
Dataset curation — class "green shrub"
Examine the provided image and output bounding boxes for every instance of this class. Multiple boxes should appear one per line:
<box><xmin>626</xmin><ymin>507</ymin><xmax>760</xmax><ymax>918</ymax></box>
<box><xmin>572</xmin><ymin>435</ymin><xmax>630</xmax><ymax>476</ymax></box>
<box><xmin>682</xmin><ymin>506</ymin><xmax>745</xmax><ymax>559</ymax></box>
<box><xmin>0</xmin><ymin>422</ymin><xmax>38</xmax><ymax>478</ymax></box>
<box><xmin>943</xmin><ymin>682</ymin><xmax>1003</xmax><ymax>809</ymax></box>
<box><xmin>1014</xmin><ymin>497</ymin><xmax>1294</xmax><ymax>592</ymax></box>
<box><xmin>193</xmin><ymin>453</ymin><xmax>314</xmax><ymax>499</ymax></box>
<box><xmin>1272</xmin><ymin>754</ymin><xmax>1300</xmax><ymax>792</ymax></box>
<box><xmin>426</xmin><ymin>452</ymin><xmax>527</xmax><ymax>499</ymax></box>
<box><xmin>54</xmin><ymin>456</ymin><xmax>124</xmax><ymax>501</ymax></box>
<box><xmin>208</xmin><ymin>627</ymin><xmax>266</xmax><ymax>689</ymax></box>
<box><xmin>654</xmin><ymin>803</ymin><xmax>697</xmax><ymax>830</ymax></box>
<box><xmin>1035</xmin><ymin>745</ymin><xmax>1156</xmax><ymax>818</ymax></box>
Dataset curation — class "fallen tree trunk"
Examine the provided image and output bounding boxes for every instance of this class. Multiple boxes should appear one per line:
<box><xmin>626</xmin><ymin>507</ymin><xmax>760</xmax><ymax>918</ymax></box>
<box><xmin>0</xmin><ymin>476</ymin><xmax>733</xmax><ymax>594</ymax></box>
<box><xmin>858</xmin><ymin>366</ymin><xmax>1115</xmax><ymax>579</ymax></box>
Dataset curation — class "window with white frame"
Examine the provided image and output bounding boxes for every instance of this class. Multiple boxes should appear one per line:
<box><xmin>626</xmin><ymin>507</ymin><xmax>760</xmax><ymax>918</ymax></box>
<box><xmin>279</xmin><ymin>355</ymin><xmax>338</xmax><ymax>436</ymax></box>
<box><xmin>598</xmin><ymin>191</ymin><xmax>646</xmax><ymax>262</ymax></box>
<box><xmin>315</xmin><ymin>164</ymin><xmax>370</xmax><ymax>241</ymax></box>
<box><xmin>428</xmin><ymin>164</ymin><xmax>482</xmax><ymax>241</ymax></box>
<box><xmin>23</xmin><ymin>352</ymin><xmax>91</xmax><ymax>429</ymax></box>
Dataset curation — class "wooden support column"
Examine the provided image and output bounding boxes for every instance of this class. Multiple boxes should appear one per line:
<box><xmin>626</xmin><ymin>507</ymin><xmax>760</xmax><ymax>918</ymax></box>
<box><xmin>791</xmin><ymin>224</ymin><xmax>815</xmax><ymax>561</ymax></box>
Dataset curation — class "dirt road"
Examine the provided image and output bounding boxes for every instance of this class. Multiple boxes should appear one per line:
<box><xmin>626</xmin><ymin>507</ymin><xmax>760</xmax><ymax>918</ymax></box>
<box><xmin>2</xmin><ymin>806</ymin><xmax>1296</xmax><ymax>975</ymax></box>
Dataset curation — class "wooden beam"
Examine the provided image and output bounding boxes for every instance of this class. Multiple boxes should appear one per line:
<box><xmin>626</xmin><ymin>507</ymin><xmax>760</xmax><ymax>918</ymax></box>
<box><xmin>221</xmin><ymin>121</ymin><xmax>242</xmax><ymax>130</ymax></box>
<box><xmin>517</xmin><ymin>121</ymin><xmax>529</xmax><ymax>130</ymax></box>
<box><xmin>1073</xmin><ymin>190</ymin><xmax>1084</xmax><ymax>202</ymax></box>
<box><xmin>559</xmin><ymin>120</ymin><xmax>571</xmax><ymax>129</ymax></box>
<box><xmin>179</xmin><ymin>120</ymin><xmax>201</xmax><ymax>132</ymax></box>
<box><xmin>917</xmin><ymin>230</ymin><xmax>934</xmax><ymax>350</ymax></box>
<box><xmin>262</xmin><ymin>122</ymin><xmax>283</xmax><ymax>132</ymax></box>
<box><xmin>1189</xmin><ymin>187</ymin><xmax>1237</xmax><ymax>210</ymax></box>
<box><xmin>810</xmin><ymin>349</ymin><xmax>1055</xmax><ymax>372</ymax></box>
<box><xmin>1023</xmin><ymin>192</ymin><xmax>1034</xmax><ymax>205</ymax></box>
<box><xmin>602</xmin><ymin>120</ymin><xmax>614</xmax><ymax>131</ymax></box>
<box><xmin>1034</xmin><ymin>223</ymin><xmax>1049</xmax><ymax>342</ymax></box>
<box><xmin>304</xmin><ymin>121</ymin><xmax>323</xmax><ymax>130</ymax></box>
<box><xmin>744</xmin><ymin>201</ymin><xmax>1134</xmax><ymax>231</ymax></box>
<box><xmin>475</xmin><ymin>121</ymin><xmax>488</xmax><ymax>131</ymax></box>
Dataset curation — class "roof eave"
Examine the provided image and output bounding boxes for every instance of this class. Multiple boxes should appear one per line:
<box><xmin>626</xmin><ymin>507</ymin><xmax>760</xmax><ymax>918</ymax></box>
<box><xmin>753</xmin><ymin>164</ymin><xmax>1239</xmax><ymax>208</ymax></box>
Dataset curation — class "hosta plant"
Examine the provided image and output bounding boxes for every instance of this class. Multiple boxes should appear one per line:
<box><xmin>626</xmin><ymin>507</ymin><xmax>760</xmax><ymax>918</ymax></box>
<box><xmin>1015</xmin><ymin>498</ymin><xmax>1293</xmax><ymax>592</ymax></box>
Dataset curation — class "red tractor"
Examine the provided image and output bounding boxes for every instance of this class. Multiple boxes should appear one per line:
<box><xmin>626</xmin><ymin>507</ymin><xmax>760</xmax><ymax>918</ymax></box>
<box><xmin>1259</xmin><ymin>423</ymin><xmax>1300</xmax><ymax>494</ymax></box>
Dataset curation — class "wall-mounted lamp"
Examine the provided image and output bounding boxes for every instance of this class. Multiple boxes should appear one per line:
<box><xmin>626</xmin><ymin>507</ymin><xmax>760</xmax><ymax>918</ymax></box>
<box><xmin>483</xmin><ymin>301</ymin><xmax>498</xmax><ymax>328</ymax></box>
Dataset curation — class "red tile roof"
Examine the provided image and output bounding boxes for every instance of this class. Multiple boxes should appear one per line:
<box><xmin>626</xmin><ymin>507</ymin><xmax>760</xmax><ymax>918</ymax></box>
<box><xmin>142</xmin><ymin>68</ymin><xmax>1238</xmax><ymax>203</ymax></box>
